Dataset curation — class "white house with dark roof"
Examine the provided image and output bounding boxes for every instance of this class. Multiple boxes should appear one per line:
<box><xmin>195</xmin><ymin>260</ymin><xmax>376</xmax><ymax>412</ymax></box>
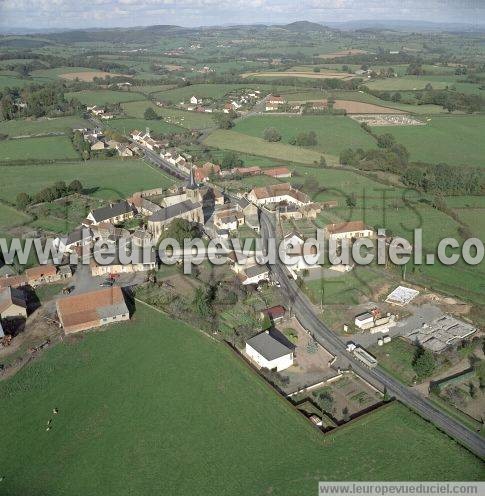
<box><xmin>85</xmin><ymin>201</ymin><xmax>135</xmax><ymax>226</ymax></box>
<box><xmin>245</xmin><ymin>330</ymin><xmax>294</xmax><ymax>371</ymax></box>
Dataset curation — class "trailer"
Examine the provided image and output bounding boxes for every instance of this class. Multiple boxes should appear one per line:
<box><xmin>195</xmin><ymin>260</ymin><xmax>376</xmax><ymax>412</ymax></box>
<box><xmin>353</xmin><ymin>346</ymin><xmax>378</xmax><ymax>368</ymax></box>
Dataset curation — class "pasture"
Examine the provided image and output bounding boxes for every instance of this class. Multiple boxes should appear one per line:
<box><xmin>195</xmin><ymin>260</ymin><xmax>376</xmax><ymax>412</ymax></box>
<box><xmin>0</xmin><ymin>203</ymin><xmax>32</xmax><ymax>232</ymax></box>
<box><xmin>204</xmin><ymin>129</ymin><xmax>326</xmax><ymax>164</ymax></box>
<box><xmin>365</xmin><ymin>76</ymin><xmax>452</xmax><ymax>91</ymax></box>
<box><xmin>0</xmin><ymin>136</ymin><xmax>79</xmax><ymax>162</ymax></box>
<box><xmin>151</xmin><ymin>83</ymin><xmax>270</xmax><ymax>103</ymax></box>
<box><xmin>0</xmin><ymin>305</ymin><xmax>482</xmax><ymax>496</ymax></box>
<box><xmin>0</xmin><ymin>159</ymin><xmax>174</xmax><ymax>203</ymax></box>
<box><xmin>0</xmin><ymin>116</ymin><xmax>90</xmax><ymax>138</ymax></box>
<box><xmin>122</xmin><ymin>101</ymin><xmax>215</xmax><ymax>129</ymax></box>
<box><xmin>233</xmin><ymin>115</ymin><xmax>376</xmax><ymax>156</ymax></box>
<box><xmin>66</xmin><ymin>89</ymin><xmax>146</xmax><ymax>106</ymax></box>
<box><xmin>373</xmin><ymin>115</ymin><xmax>485</xmax><ymax>167</ymax></box>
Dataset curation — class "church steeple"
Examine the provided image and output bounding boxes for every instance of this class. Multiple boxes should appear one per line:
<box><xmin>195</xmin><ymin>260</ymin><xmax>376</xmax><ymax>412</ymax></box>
<box><xmin>187</xmin><ymin>165</ymin><xmax>198</xmax><ymax>190</ymax></box>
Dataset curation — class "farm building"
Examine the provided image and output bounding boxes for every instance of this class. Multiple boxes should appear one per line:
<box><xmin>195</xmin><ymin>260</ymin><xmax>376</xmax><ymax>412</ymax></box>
<box><xmin>260</xmin><ymin>305</ymin><xmax>286</xmax><ymax>323</ymax></box>
<box><xmin>246</xmin><ymin>330</ymin><xmax>294</xmax><ymax>372</ymax></box>
<box><xmin>54</xmin><ymin>227</ymin><xmax>93</xmax><ymax>254</ymax></box>
<box><xmin>56</xmin><ymin>286</ymin><xmax>130</xmax><ymax>334</ymax></box>
<box><xmin>248</xmin><ymin>183</ymin><xmax>311</xmax><ymax>207</ymax></box>
<box><xmin>25</xmin><ymin>265</ymin><xmax>61</xmax><ymax>287</ymax></box>
<box><xmin>324</xmin><ymin>221</ymin><xmax>374</xmax><ymax>240</ymax></box>
<box><xmin>0</xmin><ymin>287</ymin><xmax>27</xmax><ymax>320</ymax></box>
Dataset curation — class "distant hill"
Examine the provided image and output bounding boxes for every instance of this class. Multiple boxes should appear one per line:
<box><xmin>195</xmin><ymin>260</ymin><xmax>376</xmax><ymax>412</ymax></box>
<box><xmin>43</xmin><ymin>24</ymin><xmax>190</xmax><ymax>43</ymax></box>
<box><xmin>282</xmin><ymin>21</ymin><xmax>330</xmax><ymax>33</ymax></box>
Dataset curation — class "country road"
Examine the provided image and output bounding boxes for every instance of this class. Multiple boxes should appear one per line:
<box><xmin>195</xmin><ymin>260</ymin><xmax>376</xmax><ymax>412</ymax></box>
<box><xmin>112</xmin><ymin>116</ymin><xmax>485</xmax><ymax>460</ymax></box>
<box><xmin>259</xmin><ymin>210</ymin><xmax>485</xmax><ymax>460</ymax></box>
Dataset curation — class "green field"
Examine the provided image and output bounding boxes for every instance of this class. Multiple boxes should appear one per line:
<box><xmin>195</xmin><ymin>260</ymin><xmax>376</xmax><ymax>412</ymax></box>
<box><xmin>66</xmin><ymin>90</ymin><xmax>146</xmax><ymax>106</ymax></box>
<box><xmin>234</xmin><ymin>115</ymin><xmax>376</xmax><ymax>156</ymax></box>
<box><xmin>0</xmin><ymin>304</ymin><xmax>482</xmax><ymax>496</ymax></box>
<box><xmin>0</xmin><ymin>74</ymin><xmax>33</xmax><ymax>89</ymax></box>
<box><xmin>0</xmin><ymin>160</ymin><xmax>174</xmax><ymax>202</ymax></box>
<box><xmin>105</xmin><ymin>117</ymin><xmax>183</xmax><ymax>136</ymax></box>
<box><xmin>151</xmin><ymin>83</ymin><xmax>270</xmax><ymax>103</ymax></box>
<box><xmin>0</xmin><ymin>136</ymin><xmax>79</xmax><ymax>162</ymax></box>
<box><xmin>122</xmin><ymin>100</ymin><xmax>215</xmax><ymax>129</ymax></box>
<box><xmin>373</xmin><ymin>115</ymin><xmax>485</xmax><ymax>167</ymax></box>
<box><xmin>0</xmin><ymin>202</ymin><xmax>32</xmax><ymax>232</ymax></box>
<box><xmin>0</xmin><ymin>116</ymin><xmax>90</xmax><ymax>138</ymax></box>
<box><xmin>205</xmin><ymin>129</ymin><xmax>327</xmax><ymax>164</ymax></box>
<box><xmin>365</xmin><ymin>76</ymin><xmax>452</xmax><ymax>91</ymax></box>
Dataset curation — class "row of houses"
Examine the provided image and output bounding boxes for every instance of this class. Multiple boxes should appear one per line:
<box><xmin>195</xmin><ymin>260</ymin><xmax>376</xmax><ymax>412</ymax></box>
<box><xmin>80</xmin><ymin>128</ymin><xmax>137</xmax><ymax>157</ymax></box>
<box><xmin>0</xmin><ymin>264</ymin><xmax>72</xmax><ymax>291</ymax></box>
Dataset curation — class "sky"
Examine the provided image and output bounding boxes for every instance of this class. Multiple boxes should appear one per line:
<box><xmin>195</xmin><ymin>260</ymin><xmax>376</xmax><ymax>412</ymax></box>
<box><xmin>1</xmin><ymin>0</ymin><xmax>485</xmax><ymax>30</ymax></box>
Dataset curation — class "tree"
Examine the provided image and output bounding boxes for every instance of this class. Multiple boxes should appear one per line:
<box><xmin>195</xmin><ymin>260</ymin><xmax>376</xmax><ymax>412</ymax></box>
<box><xmin>16</xmin><ymin>192</ymin><xmax>30</xmax><ymax>210</ymax></box>
<box><xmin>221</xmin><ymin>151</ymin><xmax>243</xmax><ymax>170</ymax></box>
<box><xmin>263</xmin><ymin>127</ymin><xmax>282</xmax><ymax>142</ymax></box>
<box><xmin>319</xmin><ymin>155</ymin><xmax>327</xmax><ymax>167</ymax></box>
<box><xmin>412</xmin><ymin>346</ymin><xmax>436</xmax><ymax>379</ymax></box>
<box><xmin>377</xmin><ymin>133</ymin><xmax>396</xmax><ymax>149</ymax></box>
<box><xmin>68</xmin><ymin>179</ymin><xmax>83</xmax><ymax>193</ymax></box>
<box><xmin>346</xmin><ymin>193</ymin><xmax>357</xmax><ymax>208</ymax></box>
<box><xmin>313</xmin><ymin>389</ymin><xmax>334</xmax><ymax>413</ymax></box>
<box><xmin>339</xmin><ymin>148</ymin><xmax>357</xmax><ymax>166</ymax></box>
<box><xmin>391</xmin><ymin>92</ymin><xmax>402</xmax><ymax>102</ymax></box>
<box><xmin>192</xmin><ymin>287</ymin><xmax>211</xmax><ymax>317</ymax></box>
<box><xmin>213</xmin><ymin>112</ymin><xmax>234</xmax><ymax>129</ymax></box>
<box><xmin>144</xmin><ymin>107</ymin><xmax>159</xmax><ymax>120</ymax></box>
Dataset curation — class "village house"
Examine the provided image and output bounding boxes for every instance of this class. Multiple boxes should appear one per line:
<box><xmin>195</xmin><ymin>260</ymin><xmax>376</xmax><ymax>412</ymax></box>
<box><xmin>90</xmin><ymin>249</ymin><xmax>156</xmax><ymax>277</ymax></box>
<box><xmin>260</xmin><ymin>305</ymin><xmax>286</xmax><ymax>323</ymax></box>
<box><xmin>132</xmin><ymin>229</ymin><xmax>153</xmax><ymax>248</ymax></box>
<box><xmin>238</xmin><ymin>264</ymin><xmax>270</xmax><ymax>286</ymax></box>
<box><xmin>56</xmin><ymin>286</ymin><xmax>130</xmax><ymax>334</ymax></box>
<box><xmin>0</xmin><ymin>287</ymin><xmax>27</xmax><ymax>320</ymax></box>
<box><xmin>116</xmin><ymin>144</ymin><xmax>134</xmax><ymax>157</ymax></box>
<box><xmin>248</xmin><ymin>183</ymin><xmax>311</xmax><ymax>207</ymax></box>
<box><xmin>85</xmin><ymin>201</ymin><xmax>135</xmax><ymax>226</ymax></box>
<box><xmin>194</xmin><ymin>162</ymin><xmax>221</xmax><ymax>182</ymax></box>
<box><xmin>213</xmin><ymin>204</ymin><xmax>245</xmax><ymax>231</ymax></box>
<box><xmin>190</xmin><ymin>96</ymin><xmax>199</xmax><ymax>105</ymax></box>
<box><xmin>90</xmin><ymin>140</ymin><xmax>107</xmax><ymax>151</ymax></box>
<box><xmin>245</xmin><ymin>330</ymin><xmax>294</xmax><ymax>372</ymax></box>
<box><xmin>147</xmin><ymin>200</ymin><xmax>204</xmax><ymax>239</ymax></box>
<box><xmin>128</xmin><ymin>194</ymin><xmax>162</xmax><ymax>217</ymax></box>
<box><xmin>54</xmin><ymin>227</ymin><xmax>93</xmax><ymax>254</ymax></box>
<box><xmin>263</xmin><ymin>167</ymin><xmax>292</xmax><ymax>179</ymax></box>
<box><xmin>265</xmin><ymin>94</ymin><xmax>287</xmax><ymax>111</ymax></box>
<box><xmin>324</xmin><ymin>221</ymin><xmax>374</xmax><ymax>241</ymax></box>
<box><xmin>25</xmin><ymin>265</ymin><xmax>61</xmax><ymax>287</ymax></box>
<box><xmin>0</xmin><ymin>274</ymin><xmax>28</xmax><ymax>290</ymax></box>
<box><xmin>231</xmin><ymin>166</ymin><xmax>261</xmax><ymax>176</ymax></box>
<box><xmin>282</xmin><ymin>232</ymin><xmax>319</xmax><ymax>271</ymax></box>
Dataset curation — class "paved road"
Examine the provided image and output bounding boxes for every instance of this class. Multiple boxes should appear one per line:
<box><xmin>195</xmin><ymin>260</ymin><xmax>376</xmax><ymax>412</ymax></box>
<box><xmin>259</xmin><ymin>210</ymin><xmax>485</xmax><ymax>460</ymax></box>
<box><xmin>114</xmin><ymin>117</ymin><xmax>485</xmax><ymax>459</ymax></box>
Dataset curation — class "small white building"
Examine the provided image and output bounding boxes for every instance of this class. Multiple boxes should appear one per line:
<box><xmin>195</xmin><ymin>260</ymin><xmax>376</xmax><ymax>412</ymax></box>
<box><xmin>354</xmin><ymin>312</ymin><xmax>375</xmax><ymax>329</ymax></box>
<box><xmin>190</xmin><ymin>96</ymin><xmax>198</xmax><ymax>105</ymax></box>
<box><xmin>245</xmin><ymin>330</ymin><xmax>294</xmax><ymax>372</ymax></box>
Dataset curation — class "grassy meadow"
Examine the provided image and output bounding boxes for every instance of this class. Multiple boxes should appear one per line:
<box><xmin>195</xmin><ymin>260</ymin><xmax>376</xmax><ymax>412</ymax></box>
<box><xmin>0</xmin><ymin>304</ymin><xmax>482</xmax><ymax>496</ymax></box>
<box><xmin>0</xmin><ymin>159</ymin><xmax>174</xmax><ymax>203</ymax></box>
<box><xmin>373</xmin><ymin>115</ymin><xmax>485</xmax><ymax>167</ymax></box>
<box><xmin>204</xmin><ymin>129</ymin><xmax>327</xmax><ymax>164</ymax></box>
<box><xmin>0</xmin><ymin>116</ymin><xmax>90</xmax><ymax>137</ymax></box>
<box><xmin>0</xmin><ymin>136</ymin><xmax>79</xmax><ymax>162</ymax></box>
<box><xmin>66</xmin><ymin>89</ymin><xmax>146</xmax><ymax>106</ymax></box>
<box><xmin>234</xmin><ymin>115</ymin><xmax>377</xmax><ymax>156</ymax></box>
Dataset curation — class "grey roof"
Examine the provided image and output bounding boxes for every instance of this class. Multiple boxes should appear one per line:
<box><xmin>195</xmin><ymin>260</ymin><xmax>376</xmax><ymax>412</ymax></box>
<box><xmin>0</xmin><ymin>286</ymin><xmax>27</xmax><ymax>310</ymax></box>
<box><xmin>237</xmin><ymin>197</ymin><xmax>250</xmax><ymax>209</ymax></box>
<box><xmin>148</xmin><ymin>200</ymin><xmax>201</xmax><ymax>223</ymax></box>
<box><xmin>246</xmin><ymin>331</ymin><xmax>293</xmax><ymax>361</ymax></box>
<box><xmin>244</xmin><ymin>264</ymin><xmax>269</xmax><ymax>278</ymax></box>
<box><xmin>186</xmin><ymin>167</ymin><xmax>198</xmax><ymax>190</ymax></box>
<box><xmin>97</xmin><ymin>301</ymin><xmax>129</xmax><ymax>320</ymax></box>
<box><xmin>66</xmin><ymin>227</ymin><xmax>92</xmax><ymax>245</ymax></box>
<box><xmin>91</xmin><ymin>201</ymin><xmax>134</xmax><ymax>223</ymax></box>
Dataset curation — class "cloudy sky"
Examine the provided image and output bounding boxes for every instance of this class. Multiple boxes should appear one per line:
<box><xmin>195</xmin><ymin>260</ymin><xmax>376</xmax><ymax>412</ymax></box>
<box><xmin>1</xmin><ymin>0</ymin><xmax>484</xmax><ymax>30</ymax></box>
